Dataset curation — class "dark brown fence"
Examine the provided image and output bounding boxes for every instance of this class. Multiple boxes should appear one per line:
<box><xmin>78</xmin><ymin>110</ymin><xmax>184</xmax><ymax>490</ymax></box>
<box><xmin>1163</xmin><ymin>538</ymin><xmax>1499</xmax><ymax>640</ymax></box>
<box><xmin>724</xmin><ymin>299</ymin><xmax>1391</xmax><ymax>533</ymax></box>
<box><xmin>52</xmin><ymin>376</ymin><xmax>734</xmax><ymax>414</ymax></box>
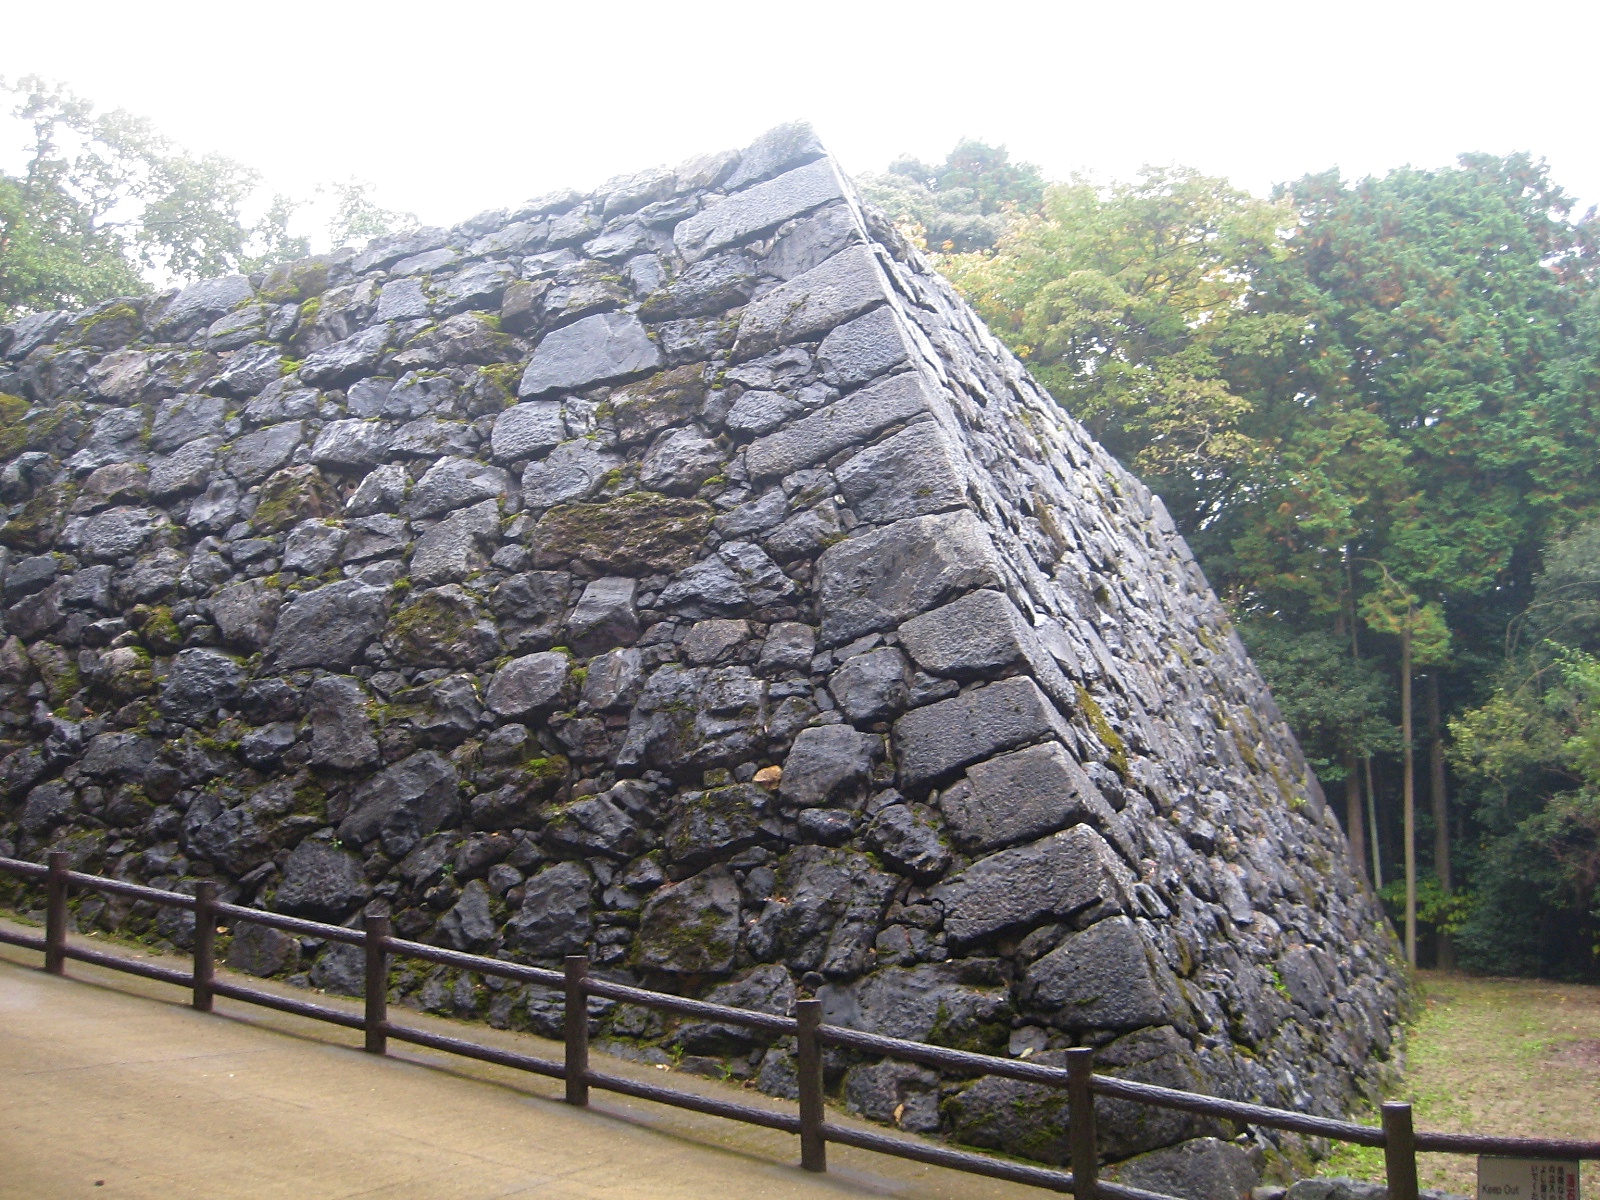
<box><xmin>2</xmin><ymin>852</ymin><xmax>1596</xmax><ymax>1199</ymax></box>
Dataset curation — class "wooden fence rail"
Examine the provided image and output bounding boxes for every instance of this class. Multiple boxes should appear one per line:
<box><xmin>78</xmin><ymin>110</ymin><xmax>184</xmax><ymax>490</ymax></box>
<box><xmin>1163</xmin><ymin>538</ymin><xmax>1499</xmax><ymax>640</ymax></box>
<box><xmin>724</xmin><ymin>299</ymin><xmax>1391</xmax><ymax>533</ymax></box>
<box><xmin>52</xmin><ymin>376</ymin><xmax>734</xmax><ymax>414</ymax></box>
<box><xmin>2</xmin><ymin>852</ymin><xmax>1597</xmax><ymax>1199</ymax></box>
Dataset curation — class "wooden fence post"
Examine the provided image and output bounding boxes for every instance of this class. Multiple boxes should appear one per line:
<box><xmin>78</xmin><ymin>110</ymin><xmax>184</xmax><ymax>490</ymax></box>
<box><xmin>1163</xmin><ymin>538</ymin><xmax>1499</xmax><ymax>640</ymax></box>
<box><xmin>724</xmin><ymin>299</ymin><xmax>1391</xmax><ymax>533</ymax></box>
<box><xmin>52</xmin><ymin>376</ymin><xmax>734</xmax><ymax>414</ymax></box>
<box><xmin>564</xmin><ymin>955</ymin><xmax>589</xmax><ymax>1106</ymax></box>
<box><xmin>44</xmin><ymin>851</ymin><xmax>68</xmax><ymax>975</ymax></box>
<box><xmin>1067</xmin><ymin>1047</ymin><xmax>1100</xmax><ymax>1200</ymax></box>
<box><xmin>796</xmin><ymin>998</ymin><xmax>827</xmax><ymax>1173</ymax></box>
<box><xmin>192</xmin><ymin>880</ymin><xmax>217</xmax><ymax>1012</ymax></box>
<box><xmin>363</xmin><ymin>913</ymin><xmax>390</xmax><ymax>1055</ymax></box>
<box><xmin>1382</xmin><ymin>1101</ymin><xmax>1420</xmax><ymax>1200</ymax></box>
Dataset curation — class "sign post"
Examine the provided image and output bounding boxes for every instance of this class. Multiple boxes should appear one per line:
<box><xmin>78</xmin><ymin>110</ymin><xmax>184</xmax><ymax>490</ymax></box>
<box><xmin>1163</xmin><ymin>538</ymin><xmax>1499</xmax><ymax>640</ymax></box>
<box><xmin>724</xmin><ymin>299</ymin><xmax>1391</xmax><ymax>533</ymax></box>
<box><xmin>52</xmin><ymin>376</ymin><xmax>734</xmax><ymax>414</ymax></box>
<box><xmin>1479</xmin><ymin>1157</ymin><xmax>1580</xmax><ymax>1200</ymax></box>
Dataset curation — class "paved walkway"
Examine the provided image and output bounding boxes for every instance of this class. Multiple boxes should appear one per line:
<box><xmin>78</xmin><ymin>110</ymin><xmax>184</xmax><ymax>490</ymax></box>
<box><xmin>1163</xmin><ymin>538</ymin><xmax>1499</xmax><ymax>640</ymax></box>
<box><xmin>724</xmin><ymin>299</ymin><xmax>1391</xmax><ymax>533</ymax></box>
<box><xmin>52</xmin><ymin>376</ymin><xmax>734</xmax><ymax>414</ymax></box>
<box><xmin>0</xmin><ymin>930</ymin><xmax>1035</xmax><ymax>1200</ymax></box>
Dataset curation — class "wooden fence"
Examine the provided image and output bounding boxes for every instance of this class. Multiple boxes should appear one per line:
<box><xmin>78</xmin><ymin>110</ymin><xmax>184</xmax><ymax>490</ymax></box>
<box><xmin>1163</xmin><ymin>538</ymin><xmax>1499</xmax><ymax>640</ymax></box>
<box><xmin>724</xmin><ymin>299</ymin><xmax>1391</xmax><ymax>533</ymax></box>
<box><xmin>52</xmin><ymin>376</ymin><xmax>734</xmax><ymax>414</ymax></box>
<box><xmin>2</xmin><ymin>852</ymin><xmax>1596</xmax><ymax>1199</ymax></box>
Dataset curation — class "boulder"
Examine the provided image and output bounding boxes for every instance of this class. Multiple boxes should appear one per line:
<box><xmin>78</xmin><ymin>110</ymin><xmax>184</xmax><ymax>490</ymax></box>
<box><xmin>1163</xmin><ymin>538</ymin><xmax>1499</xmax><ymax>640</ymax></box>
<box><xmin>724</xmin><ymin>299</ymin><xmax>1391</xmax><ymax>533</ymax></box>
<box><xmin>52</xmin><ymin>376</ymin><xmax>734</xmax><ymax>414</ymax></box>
<box><xmin>338</xmin><ymin>750</ymin><xmax>460</xmax><ymax>858</ymax></box>
<box><xmin>486</xmin><ymin>651</ymin><xmax>570</xmax><ymax>717</ymax></box>
<box><xmin>815</xmin><ymin>510</ymin><xmax>1003</xmax><ymax>646</ymax></box>
<box><xmin>268</xmin><ymin>580</ymin><xmax>387</xmax><ymax>670</ymax></box>
<box><xmin>272</xmin><ymin>837</ymin><xmax>371</xmax><ymax>922</ymax></box>
<box><xmin>518</xmin><ymin>311</ymin><xmax>661</xmax><ymax>396</ymax></box>
<box><xmin>635</xmin><ymin>865</ymin><xmax>742</xmax><ymax>974</ymax></box>
<box><xmin>778</xmin><ymin>725</ymin><xmax>881</xmax><ymax>807</ymax></box>
<box><xmin>305</xmin><ymin>675</ymin><xmax>379</xmax><ymax>770</ymax></box>
<box><xmin>158</xmin><ymin>649</ymin><xmax>243</xmax><ymax>726</ymax></box>
<box><xmin>935</xmin><ymin>825</ymin><xmax>1133</xmax><ymax>948</ymax></box>
<box><xmin>746</xmin><ymin>846</ymin><xmax>895</xmax><ymax>979</ymax></box>
<box><xmin>1022</xmin><ymin>915</ymin><xmax>1188</xmax><ymax>1031</ymax></box>
<box><xmin>505</xmin><ymin>861</ymin><xmax>593</xmax><ymax>957</ymax></box>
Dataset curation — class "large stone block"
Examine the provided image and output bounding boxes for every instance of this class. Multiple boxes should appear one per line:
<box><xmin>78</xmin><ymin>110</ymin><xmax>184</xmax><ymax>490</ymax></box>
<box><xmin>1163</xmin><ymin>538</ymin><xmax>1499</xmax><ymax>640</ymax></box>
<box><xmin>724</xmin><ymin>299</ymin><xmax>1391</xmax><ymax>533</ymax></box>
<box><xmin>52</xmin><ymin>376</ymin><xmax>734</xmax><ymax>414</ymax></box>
<box><xmin>338</xmin><ymin>750</ymin><xmax>460</xmax><ymax>858</ymax></box>
<box><xmin>934</xmin><ymin>824</ymin><xmax>1133</xmax><ymax>948</ymax></box>
<box><xmin>892</xmin><ymin>676</ymin><xmax>1066</xmax><ymax>788</ymax></box>
<box><xmin>674</xmin><ymin>157</ymin><xmax>844</xmax><ymax>262</ymax></box>
<box><xmin>835</xmin><ymin>420</ymin><xmax>966</xmax><ymax>524</ymax></box>
<box><xmin>898</xmin><ymin>587</ymin><xmax>1074</xmax><ymax>707</ymax></box>
<box><xmin>733</xmin><ymin>244</ymin><xmax>885</xmax><ymax>359</ymax></box>
<box><xmin>943</xmin><ymin>741</ymin><xmax>1115</xmax><ymax>852</ymax></box>
<box><xmin>815</xmin><ymin>510</ymin><xmax>1003</xmax><ymax>647</ymax></box>
<box><xmin>1022</xmin><ymin>915</ymin><xmax>1188</xmax><ymax>1031</ymax></box>
<box><xmin>746</xmin><ymin>366</ymin><xmax>929</xmax><ymax>482</ymax></box>
<box><xmin>635</xmin><ymin>865</ymin><xmax>741</xmax><ymax>974</ymax></box>
<box><xmin>519</xmin><ymin>311</ymin><xmax>661</xmax><ymax>396</ymax></box>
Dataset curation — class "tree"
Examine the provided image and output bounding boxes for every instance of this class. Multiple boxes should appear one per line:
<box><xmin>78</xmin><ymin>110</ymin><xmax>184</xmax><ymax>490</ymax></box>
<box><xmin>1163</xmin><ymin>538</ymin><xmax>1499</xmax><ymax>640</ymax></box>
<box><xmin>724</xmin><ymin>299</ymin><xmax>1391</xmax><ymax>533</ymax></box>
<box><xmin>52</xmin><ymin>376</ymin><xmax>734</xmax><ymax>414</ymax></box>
<box><xmin>943</xmin><ymin>166</ymin><xmax>1297</xmax><ymax>536</ymax></box>
<box><xmin>856</xmin><ymin>139</ymin><xmax>1045</xmax><ymax>253</ymax></box>
<box><xmin>322</xmin><ymin>177</ymin><xmax>417</xmax><ymax>250</ymax></box>
<box><xmin>1361</xmin><ymin>571</ymin><xmax>1451</xmax><ymax>966</ymax></box>
<box><xmin>0</xmin><ymin>76</ymin><xmax>307</xmax><ymax>320</ymax></box>
<box><xmin>1450</xmin><ymin>518</ymin><xmax>1600</xmax><ymax>976</ymax></box>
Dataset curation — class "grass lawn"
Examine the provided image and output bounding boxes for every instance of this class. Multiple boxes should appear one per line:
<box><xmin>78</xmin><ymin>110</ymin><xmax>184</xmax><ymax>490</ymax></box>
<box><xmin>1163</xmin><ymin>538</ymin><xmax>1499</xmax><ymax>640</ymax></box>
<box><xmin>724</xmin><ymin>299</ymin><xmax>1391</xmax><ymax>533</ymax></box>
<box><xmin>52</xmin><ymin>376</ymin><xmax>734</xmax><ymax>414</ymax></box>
<box><xmin>1321</xmin><ymin>969</ymin><xmax>1600</xmax><ymax>1196</ymax></box>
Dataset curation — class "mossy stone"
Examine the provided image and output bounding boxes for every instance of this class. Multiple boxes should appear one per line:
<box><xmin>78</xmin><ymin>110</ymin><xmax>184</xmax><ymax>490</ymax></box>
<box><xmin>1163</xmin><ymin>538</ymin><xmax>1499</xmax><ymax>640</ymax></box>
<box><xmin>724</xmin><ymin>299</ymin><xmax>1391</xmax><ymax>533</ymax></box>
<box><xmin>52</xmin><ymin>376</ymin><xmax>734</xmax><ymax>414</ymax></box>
<box><xmin>253</xmin><ymin>465</ymin><xmax>337</xmax><ymax>533</ymax></box>
<box><xmin>532</xmin><ymin>491</ymin><xmax>713</xmax><ymax>573</ymax></box>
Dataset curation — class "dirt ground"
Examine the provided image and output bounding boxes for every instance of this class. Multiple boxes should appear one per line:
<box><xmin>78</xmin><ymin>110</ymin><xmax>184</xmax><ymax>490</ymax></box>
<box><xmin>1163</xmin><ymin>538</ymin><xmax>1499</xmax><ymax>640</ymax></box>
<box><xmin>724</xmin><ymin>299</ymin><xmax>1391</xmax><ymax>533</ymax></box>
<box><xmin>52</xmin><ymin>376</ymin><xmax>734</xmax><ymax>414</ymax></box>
<box><xmin>1323</xmin><ymin>969</ymin><xmax>1600</xmax><ymax>1195</ymax></box>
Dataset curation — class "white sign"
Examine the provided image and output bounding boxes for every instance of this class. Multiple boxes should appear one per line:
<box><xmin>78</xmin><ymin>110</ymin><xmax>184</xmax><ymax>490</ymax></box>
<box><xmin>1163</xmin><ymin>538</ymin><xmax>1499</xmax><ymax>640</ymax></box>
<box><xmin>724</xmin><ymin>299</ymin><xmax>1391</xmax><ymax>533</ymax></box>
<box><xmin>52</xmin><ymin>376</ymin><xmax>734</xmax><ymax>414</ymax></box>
<box><xmin>1478</xmin><ymin>1156</ymin><xmax>1580</xmax><ymax>1200</ymax></box>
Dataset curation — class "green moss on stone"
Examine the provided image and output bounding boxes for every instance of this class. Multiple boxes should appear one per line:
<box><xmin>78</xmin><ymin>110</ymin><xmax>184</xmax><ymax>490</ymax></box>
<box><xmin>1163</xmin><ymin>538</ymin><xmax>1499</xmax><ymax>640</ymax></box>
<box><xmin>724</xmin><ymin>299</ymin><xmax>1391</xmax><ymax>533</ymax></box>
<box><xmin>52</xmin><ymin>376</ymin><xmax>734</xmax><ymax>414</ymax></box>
<box><xmin>1075</xmin><ymin>684</ymin><xmax>1129</xmax><ymax>779</ymax></box>
<box><xmin>532</xmin><ymin>491</ymin><xmax>713</xmax><ymax>574</ymax></box>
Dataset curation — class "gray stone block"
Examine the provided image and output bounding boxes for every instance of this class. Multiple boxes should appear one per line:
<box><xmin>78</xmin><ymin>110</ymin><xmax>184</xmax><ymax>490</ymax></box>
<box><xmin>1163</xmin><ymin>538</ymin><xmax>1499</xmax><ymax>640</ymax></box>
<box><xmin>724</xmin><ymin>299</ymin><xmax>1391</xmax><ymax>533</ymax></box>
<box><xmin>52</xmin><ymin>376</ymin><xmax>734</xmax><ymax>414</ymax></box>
<box><xmin>491</xmin><ymin>401</ymin><xmax>565</xmax><ymax>461</ymax></box>
<box><xmin>521</xmin><ymin>439</ymin><xmax>620</xmax><ymax>508</ymax></box>
<box><xmin>779</xmin><ymin>724</ymin><xmax>882</xmax><ymax>807</ymax></box>
<box><xmin>338</xmin><ymin>750</ymin><xmax>460</xmax><ymax>858</ymax></box>
<box><xmin>272</xmin><ymin>837</ymin><xmax>371</xmax><ymax>922</ymax></box>
<box><xmin>747</xmin><ymin>846</ymin><xmax>895</xmax><ymax>979</ymax></box>
<box><xmin>506</xmin><ymin>860</ymin><xmax>593</xmax><ymax>957</ymax></box>
<box><xmin>267</xmin><ymin>579</ymin><xmax>388</xmax><ymax>669</ymax></box>
<box><xmin>301</xmin><ymin>324</ymin><xmax>390</xmax><ymax>387</ymax></box>
<box><xmin>158</xmin><ymin>648</ymin><xmax>242</xmax><ymax>726</ymax></box>
<box><xmin>934</xmin><ymin>824</ymin><xmax>1133</xmax><ymax>947</ymax></box>
<box><xmin>945</xmin><ymin>741</ymin><xmax>1115</xmax><ymax>852</ymax></box>
<box><xmin>1023</xmin><ymin>915</ymin><xmax>1186</xmax><ymax>1030</ymax></box>
<box><xmin>151</xmin><ymin>393</ymin><xmax>227</xmax><ymax>452</ymax></box>
<box><xmin>818</xmin><ymin>305</ymin><xmax>909</xmax><ymax>389</ymax></box>
<box><xmin>734</xmin><ymin>244</ymin><xmax>885</xmax><ymax>360</ymax></box>
<box><xmin>282</xmin><ymin>518</ymin><xmax>346</xmax><ymax>575</ymax></box>
<box><xmin>1108</xmin><ymin>1137</ymin><xmax>1260</xmax><ymax>1200</ymax></box>
<box><xmin>815</xmin><ymin>510</ymin><xmax>1003</xmax><ymax>647</ymax></box>
<box><xmin>518</xmin><ymin>311</ymin><xmax>661</xmax><ymax>396</ymax></box>
<box><xmin>636</xmin><ymin>865</ymin><xmax>741</xmax><ymax>973</ymax></box>
<box><xmin>899</xmin><ymin>587</ymin><xmax>1075</xmax><ymax>708</ymax></box>
<box><xmin>310</xmin><ymin>419</ymin><xmax>393</xmax><ymax>469</ymax></box>
<box><xmin>674</xmin><ymin>157</ymin><xmax>843</xmax><ymax>261</ymax></box>
<box><xmin>306</xmin><ymin>675</ymin><xmax>378</xmax><ymax>770</ymax></box>
<box><xmin>410</xmin><ymin>456</ymin><xmax>508</xmax><ymax>518</ymax></box>
<box><xmin>565</xmin><ymin>576</ymin><xmax>640</xmax><ymax>656</ymax></box>
<box><xmin>836</xmin><ymin>421</ymin><xmax>966</xmax><ymax>524</ymax></box>
<box><xmin>638</xmin><ymin>428</ymin><xmax>722</xmax><ymax>495</ymax></box>
<box><xmin>816</xmin><ymin>960</ymin><xmax>1010</xmax><ymax>1043</ymax></box>
<box><xmin>892</xmin><ymin>675</ymin><xmax>1065</xmax><ymax>788</ymax></box>
<box><xmin>225</xmin><ymin>422</ymin><xmax>302</xmax><ymax>483</ymax></box>
<box><xmin>486</xmin><ymin>651</ymin><xmax>570</xmax><ymax>717</ymax></box>
<box><xmin>410</xmin><ymin>499</ymin><xmax>500</xmax><ymax>585</ymax></box>
<box><xmin>828</xmin><ymin>646</ymin><xmax>910</xmax><ymax>723</ymax></box>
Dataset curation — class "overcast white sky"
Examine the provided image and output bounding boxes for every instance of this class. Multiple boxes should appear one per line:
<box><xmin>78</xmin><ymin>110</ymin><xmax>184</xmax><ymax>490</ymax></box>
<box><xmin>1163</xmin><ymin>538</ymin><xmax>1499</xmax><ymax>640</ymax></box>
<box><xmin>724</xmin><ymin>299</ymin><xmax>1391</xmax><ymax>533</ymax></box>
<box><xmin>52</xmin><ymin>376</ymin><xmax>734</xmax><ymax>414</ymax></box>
<box><xmin>3</xmin><ymin>0</ymin><xmax>1595</xmax><ymax>242</ymax></box>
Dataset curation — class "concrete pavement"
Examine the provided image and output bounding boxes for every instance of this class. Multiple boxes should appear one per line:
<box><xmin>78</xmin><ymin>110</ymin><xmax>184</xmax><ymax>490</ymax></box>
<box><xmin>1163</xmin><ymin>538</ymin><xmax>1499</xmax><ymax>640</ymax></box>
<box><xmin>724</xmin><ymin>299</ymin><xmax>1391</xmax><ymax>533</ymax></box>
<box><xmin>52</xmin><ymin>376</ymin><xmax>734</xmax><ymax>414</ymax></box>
<box><xmin>0</xmin><ymin>927</ymin><xmax>1038</xmax><ymax>1200</ymax></box>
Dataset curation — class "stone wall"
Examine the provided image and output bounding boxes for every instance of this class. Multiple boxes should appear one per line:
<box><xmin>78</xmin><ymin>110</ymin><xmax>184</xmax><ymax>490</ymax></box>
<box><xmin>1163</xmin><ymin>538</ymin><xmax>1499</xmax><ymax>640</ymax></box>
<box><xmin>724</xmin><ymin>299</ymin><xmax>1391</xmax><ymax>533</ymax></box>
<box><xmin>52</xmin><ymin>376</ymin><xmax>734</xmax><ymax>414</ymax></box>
<box><xmin>0</xmin><ymin>123</ymin><xmax>1406</xmax><ymax>1177</ymax></box>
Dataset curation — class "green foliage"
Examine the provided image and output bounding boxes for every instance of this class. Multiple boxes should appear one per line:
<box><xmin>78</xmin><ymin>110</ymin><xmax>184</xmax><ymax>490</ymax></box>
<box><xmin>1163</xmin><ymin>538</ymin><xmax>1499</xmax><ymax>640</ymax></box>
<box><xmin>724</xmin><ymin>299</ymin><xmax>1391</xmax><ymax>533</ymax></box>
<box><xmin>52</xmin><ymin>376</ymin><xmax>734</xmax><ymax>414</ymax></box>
<box><xmin>321</xmin><ymin>177</ymin><xmax>417</xmax><ymax>250</ymax></box>
<box><xmin>943</xmin><ymin>166</ymin><xmax>1294</xmax><ymax>524</ymax></box>
<box><xmin>0</xmin><ymin>76</ymin><xmax>308</xmax><ymax>319</ymax></box>
<box><xmin>1237</xmin><ymin>621</ymin><xmax>1395</xmax><ymax>775</ymax></box>
<box><xmin>856</xmin><ymin>139</ymin><xmax>1045</xmax><ymax>253</ymax></box>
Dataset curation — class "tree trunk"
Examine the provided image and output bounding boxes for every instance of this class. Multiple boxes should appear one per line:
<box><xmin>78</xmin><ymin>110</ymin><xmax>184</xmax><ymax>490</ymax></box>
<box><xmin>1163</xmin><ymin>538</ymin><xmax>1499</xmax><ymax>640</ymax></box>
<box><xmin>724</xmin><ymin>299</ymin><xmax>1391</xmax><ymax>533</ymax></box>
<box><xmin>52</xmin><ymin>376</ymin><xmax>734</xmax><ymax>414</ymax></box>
<box><xmin>1428</xmin><ymin>672</ymin><xmax>1454</xmax><ymax>969</ymax></box>
<box><xmin>1365</xmin><ymin>755</ymin><xmax>1383</xmax><ymax>890</ymax></box>
<box><xmin>1345</xmin><ymin>752</ymin><xmax>1368</xmax><ymax>882</ymax></box>
<box><xmin>1402</xmin><ymin>626</ymin><xmax>1417</xmax><ymax>969</ymax></box>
